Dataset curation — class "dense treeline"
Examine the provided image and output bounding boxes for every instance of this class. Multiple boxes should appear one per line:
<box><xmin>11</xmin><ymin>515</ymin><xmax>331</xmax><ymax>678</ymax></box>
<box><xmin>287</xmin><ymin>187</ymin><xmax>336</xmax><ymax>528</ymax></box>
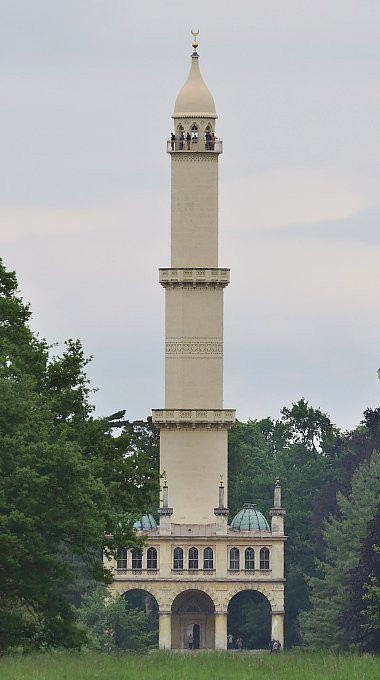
<box><xmin>1</xmin><ymin>258</ymin><xmax>379</xmax><ymax>652</ymax></box>
<box><xmin>0</xmin><ymin>260</ymin><xmax>157</xmax><ymax>651</ymax></box>
<box><xmin>228</xmin><ymin>406</ymin><xmax>380</xmax><ymax>650</ymax></box>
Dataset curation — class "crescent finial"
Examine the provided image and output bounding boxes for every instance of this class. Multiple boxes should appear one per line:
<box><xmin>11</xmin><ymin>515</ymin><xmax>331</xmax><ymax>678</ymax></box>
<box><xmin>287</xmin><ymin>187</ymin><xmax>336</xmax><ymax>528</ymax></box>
<box><xmin>191</xmin><ymin>29</ymin><xmax>199</xmax><ymax>52</ymax></box>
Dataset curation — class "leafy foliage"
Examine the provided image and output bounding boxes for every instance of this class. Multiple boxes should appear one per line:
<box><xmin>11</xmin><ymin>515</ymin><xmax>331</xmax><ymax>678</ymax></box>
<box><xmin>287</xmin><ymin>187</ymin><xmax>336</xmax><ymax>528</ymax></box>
<box><xmin>78</xmin><ymin>586</ymin><xmax>158</xmax><ymax>651</ymax></box>
<box><xmin>347</xmin><ymin>508</ymin><xmax>380</xmax><ymax>650</ymax></box>
<box><xmin>299</xmin><ymin>450</ymin><xmax>380</xmax><ymax>649</ymax></box>
<box><xmin>0</xmin><ymin>259</ymin><xmax>157</xmax><ymax>651</ymax></box>
<box><xmin>228</xmin><ymin>399</ymin><xmax>340</xmax><ymax>645</ymax></box>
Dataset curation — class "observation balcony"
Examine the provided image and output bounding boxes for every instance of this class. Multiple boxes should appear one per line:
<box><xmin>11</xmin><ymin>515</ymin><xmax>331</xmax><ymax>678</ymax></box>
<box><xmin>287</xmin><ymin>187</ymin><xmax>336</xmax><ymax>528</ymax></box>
<box><xmin>166</xmin><ymin>138</ymin><xmax>223</xmax><ymax>154</ymax></box>
<box><xmin>159</xmin><ymin>268</ymin><xmax>230</xmax><ymax>288</ymax></box>
<box><xmin>152</xmin><ymin>408</ymin><xmax>236</xmax><ymax>430</ymax></box>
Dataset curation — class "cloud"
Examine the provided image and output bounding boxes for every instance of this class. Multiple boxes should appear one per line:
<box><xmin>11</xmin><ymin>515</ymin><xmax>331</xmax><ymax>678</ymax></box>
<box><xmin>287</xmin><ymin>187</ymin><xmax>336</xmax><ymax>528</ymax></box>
<box><xmin>1</xmin><ymin>1</ymin><xmax>379</xmax><ymax>429</ymax></box>
<box><xmin>221</xmin><ymin>168</ymin><xmax>372</xmax><ymax>235</ymax></box>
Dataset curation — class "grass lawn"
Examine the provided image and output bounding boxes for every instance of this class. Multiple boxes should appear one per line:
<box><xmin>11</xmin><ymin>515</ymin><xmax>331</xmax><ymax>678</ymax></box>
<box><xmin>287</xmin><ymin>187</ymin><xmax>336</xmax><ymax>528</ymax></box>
<box><xmin>0</xmin><ymin>651</ymin><xmax>379</xmax><ymax>680</ymax></box>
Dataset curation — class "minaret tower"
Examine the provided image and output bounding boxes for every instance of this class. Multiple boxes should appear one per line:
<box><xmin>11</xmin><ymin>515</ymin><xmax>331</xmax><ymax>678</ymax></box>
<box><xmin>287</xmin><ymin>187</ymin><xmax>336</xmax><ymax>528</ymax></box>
<box><xmin>153</xmin><ymin>32</ymin><xmax>235</xmax><ymax>525</ymax></box>
<box><xmin>111</xmin><ymin>37</ymin><xmax>285</xmax><ymax>652</ymax></box>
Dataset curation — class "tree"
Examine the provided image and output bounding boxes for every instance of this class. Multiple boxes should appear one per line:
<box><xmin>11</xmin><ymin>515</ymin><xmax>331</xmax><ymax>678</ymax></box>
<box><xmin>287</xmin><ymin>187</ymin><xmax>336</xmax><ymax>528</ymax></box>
<box><xmin>78</xmin><ymin>586</ymin><xmax>157</xmax><ymax>651</ymax></box>
<box><xmin>348</xmin><ymin>508</ymin><xmax>380</xmax><ymax>650</ymax></box>
<box><xmin>299</xmin><ymin>450</ymin><xmax>380</xmax><ymax>649</ymax></box>
<box><xmin>280</xmin><ymin>398</ymin><xmax>339</xmax><ymax>453</ymax></box>
<box><xmin>0</xmin><ymin>259</ymin><xmax>156</xmax><ymax>650</ymax></box>
<box><xmin>363</xmin><ymin>574</ymin><xmax>380</xmax><ymax>635</ymax></box>
<box><xmin>228</xmin><ymin>400</ymin><xmax>340</xmax><ymax>646</ymax></box>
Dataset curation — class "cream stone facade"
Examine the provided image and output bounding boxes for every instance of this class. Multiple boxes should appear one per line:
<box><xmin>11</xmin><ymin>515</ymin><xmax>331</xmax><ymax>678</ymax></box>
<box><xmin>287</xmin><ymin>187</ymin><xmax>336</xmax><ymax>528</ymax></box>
<box><xmin>109</xmin><ymin>36</ymin><xmax>286</xmax><ymax>650</ymax></box>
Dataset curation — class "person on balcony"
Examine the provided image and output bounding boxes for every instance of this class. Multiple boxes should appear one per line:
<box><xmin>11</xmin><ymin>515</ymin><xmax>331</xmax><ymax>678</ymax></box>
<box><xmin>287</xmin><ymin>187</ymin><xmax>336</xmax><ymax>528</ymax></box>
<box><xmin>210</xmin><ymin>132</ymin><xmax>217</xmax><ymax>150</ymax></box>
<box><xmin>186</xmin><ymin>132</ymin><xmax>191</xmax><ymax>150</ymax></box>
<box><xmin>205</xmin><ymin>129</ymin><xmax>211</xmax><ymax>150</ymax></box>
<box><xmin>170</xmin><ymin>132</ymin><xmax>175</xmax><ymax>150</ymax></box>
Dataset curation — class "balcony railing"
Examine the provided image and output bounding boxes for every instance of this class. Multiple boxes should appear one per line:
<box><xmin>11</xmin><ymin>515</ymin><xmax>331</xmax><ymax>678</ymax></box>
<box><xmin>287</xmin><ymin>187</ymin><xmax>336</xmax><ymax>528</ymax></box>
<box><xmin>115</xmin><ymin>568</ymin><xmax>158</xmax><ymax>576</ymax></box>
<box><xmin>227</xmin><ymin>569</ymin><xmax>272</xmax><ymax>575</ymax></box>
<box><xmin>166</xmin><ymin>138</ymin><xmax>223</xmax><ymax>154</ymax></box>
<box><xmin>171</xmin><ymin>568</ymin><xmax>216</xmax><ymax>575</ymax></box>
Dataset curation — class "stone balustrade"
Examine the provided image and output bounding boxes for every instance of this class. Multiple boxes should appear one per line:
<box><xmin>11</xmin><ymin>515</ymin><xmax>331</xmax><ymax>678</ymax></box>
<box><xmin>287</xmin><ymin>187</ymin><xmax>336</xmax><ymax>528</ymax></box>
<box><xmin>152</xmin><ymin>408</ymin><xmax>236</xmax><ymax>430</ymax></box>
<box><xmin>159</xmin><ymin>268</ymin><xmax>230</xmax><ymax>288</ymax></box>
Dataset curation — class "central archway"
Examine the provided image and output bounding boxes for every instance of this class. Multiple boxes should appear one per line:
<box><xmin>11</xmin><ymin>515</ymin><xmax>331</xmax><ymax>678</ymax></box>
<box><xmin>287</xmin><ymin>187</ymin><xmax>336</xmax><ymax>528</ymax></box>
<box><xmin>171</xmin><ymin>590</ymin><xmax>215</xmax><ymax>650</ymax></box>
<box><xmin>228</xmin><ymin>589</ymin><xmax>271</xmax><ymax>650</ymax></box>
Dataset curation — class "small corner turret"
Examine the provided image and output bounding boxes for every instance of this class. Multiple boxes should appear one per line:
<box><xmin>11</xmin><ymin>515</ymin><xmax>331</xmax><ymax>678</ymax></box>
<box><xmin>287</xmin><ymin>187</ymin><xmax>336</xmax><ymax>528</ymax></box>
<box><xmin>214</xmin><ymin>476</ymin><xmax>229</xmax><ymax>535</ymax></box>
<box><xmin>158</xmin><ymin>475</ymin><xmax>173</xmax><ymax>535</ymax></box>
<box><xmin>269</xmin><ymin>479</ymin><xmax>286</xmax><ymax>535</ymax></box>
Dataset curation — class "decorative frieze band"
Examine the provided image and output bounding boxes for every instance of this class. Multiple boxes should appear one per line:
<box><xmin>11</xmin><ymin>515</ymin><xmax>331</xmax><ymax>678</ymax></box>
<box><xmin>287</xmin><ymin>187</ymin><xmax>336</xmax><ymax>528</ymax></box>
<box><xmin>159</xmin><ymin>268</ymin><xmax>230</xmax><ymax>288</ymax></box>
<box><xmin>171</xmin><ymin>154</ymin><xmax>220</xmax><ymax>162</ymax></box>
<box><xmin>166</xmin><ymin>337</ymin><xmax>223</xmax><ymax>359</ymax></box>
<box><xmin>152</xmin><ymin>409</ymin><xmax>236</xmax><ymax>430</ymax></box>
<box><xmin>158</xmin><ymin>507</ymin><xmax>173</xmax><ymax>516</ymax></box>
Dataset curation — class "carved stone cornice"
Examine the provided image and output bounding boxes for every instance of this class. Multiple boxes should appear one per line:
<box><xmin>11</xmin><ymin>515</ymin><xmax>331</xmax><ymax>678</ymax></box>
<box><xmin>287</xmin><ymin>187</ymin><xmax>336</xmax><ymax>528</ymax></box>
<box><xmin>269</xmin><ymin>508</ymin><xmax>286</xmax><ymax>517</ymax></box>
<box><xmin>159</xmin><ymin>268</ymin><xmax>230</xmax><ymax>288</ymax></box>
<box><xmin>152</xmin><ymin>409</ymin><xmax>236</xmax><ymax>430</ymax></box>
<box><xmin>214</xmin><ymin>507</ymin><xmax>229</xmax><ymax>517</ymax></box>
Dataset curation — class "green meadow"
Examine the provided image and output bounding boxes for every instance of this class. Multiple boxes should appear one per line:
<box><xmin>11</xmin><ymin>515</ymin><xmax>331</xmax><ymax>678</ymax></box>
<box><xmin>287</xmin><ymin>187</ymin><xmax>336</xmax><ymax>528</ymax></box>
<box><xmin>1</xmin><ymin>651</ymin><xmax>379</xmax><ymax>680</ymax></box>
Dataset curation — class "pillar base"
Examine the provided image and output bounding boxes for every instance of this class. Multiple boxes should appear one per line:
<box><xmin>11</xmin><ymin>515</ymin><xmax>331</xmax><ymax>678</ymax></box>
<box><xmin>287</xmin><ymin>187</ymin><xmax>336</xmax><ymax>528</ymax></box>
<box><xmin>214</xmin><ymin>611</ymin><xmax>227</xmax><ymax>650</ymax></box>
<box><xmin>271</xmin><ymin>611</ymin><xmax>284</xmax><ymax>649</ymax></box>
<box><xmin>159</xmin><ymin>611</ymin><xmax>172</xmax><ymax>650</ymax></box>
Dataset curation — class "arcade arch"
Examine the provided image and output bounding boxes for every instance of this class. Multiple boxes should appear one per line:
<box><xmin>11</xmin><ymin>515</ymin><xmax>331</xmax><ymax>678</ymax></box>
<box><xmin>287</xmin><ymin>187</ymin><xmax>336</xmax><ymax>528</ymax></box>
<box><xmin>171</xmin><ymin>589</ymin><xmax>215</xmax><ymax>649</ymax></box>
<box><xmin>227</xmin><ymin>589</ymin><xmax>271</xmax><ymax>650</ymax></box>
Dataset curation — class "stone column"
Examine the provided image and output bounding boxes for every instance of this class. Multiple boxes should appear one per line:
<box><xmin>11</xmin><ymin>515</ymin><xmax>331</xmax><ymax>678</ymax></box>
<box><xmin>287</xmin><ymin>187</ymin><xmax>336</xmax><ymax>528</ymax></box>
<box><xmin>214</xmin><ymin>612</ymin><xmax>227</xmax><ymax>651</ymax></box>
<box><xmin>159</xmin><ymin>611</ymin><xmax>172</xmax><ymax>650</ymax></box>
<box><xmin>271</xmin><ymin>611</ymin><xmax>284</xmax><ymax>648</ymax></box>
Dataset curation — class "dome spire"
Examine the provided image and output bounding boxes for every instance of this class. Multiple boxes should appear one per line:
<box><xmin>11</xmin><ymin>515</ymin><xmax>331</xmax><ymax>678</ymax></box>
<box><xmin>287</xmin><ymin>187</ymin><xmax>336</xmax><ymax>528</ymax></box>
<box><xmin>173</xmin><ymin>31</ymin><xmax>217</xmax><ymax>119</ymax></box>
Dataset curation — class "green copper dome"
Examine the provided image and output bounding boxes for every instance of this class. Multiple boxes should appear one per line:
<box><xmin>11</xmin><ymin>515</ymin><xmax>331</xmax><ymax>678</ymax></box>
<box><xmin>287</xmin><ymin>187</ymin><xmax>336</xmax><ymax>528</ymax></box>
<box><xmin>230</xmin><ymin>504</ymin><xmax>270</xmax><ymax>531</ymax></box>
<box><xmin>133</xmin><ymin>514</ymin><xmax>157</xmax><ymax>531</ymax></box>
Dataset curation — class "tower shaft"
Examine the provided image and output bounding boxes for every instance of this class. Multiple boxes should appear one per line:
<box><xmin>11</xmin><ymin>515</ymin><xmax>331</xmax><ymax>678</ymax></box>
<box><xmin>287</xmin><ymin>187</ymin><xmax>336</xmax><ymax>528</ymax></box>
<box><xmin>152</xmin><ymin>52</ymin><xmax>235</xmax><ymax>525</ymax></box>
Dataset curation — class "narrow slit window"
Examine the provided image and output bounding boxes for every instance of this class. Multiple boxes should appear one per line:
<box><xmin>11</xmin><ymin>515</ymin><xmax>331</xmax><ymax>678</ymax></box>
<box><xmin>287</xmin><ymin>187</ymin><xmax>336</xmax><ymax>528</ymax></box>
<box><xmin>230</xmin><ymin>547</ymin><xmax>240</xmax><ymax>570</ymax></box>
<box><xmin>117</xmin><ymin>548</ymin><xmax>127</xmax><ymax>569</ymax></box>
<box><xmin>189</xmin><ymin>547</ymin><xmax>198</xmax><ymax>569</ymax></box>
<box><xmin>173</xmin><ymin>547</ymin><xmax>183</xmax><ymax>570</ymax></box>
<box><xmin>203</xmin><ymin>547</ymin><xmax>213</xmax><ymax>570</ymax></box>
<box><xmin>147</xmin><ymin>547</ymin><xmax>157</xmax><ymax>570</ymax></box>
<box><xmin>245</xmin><ymin>547</ymin><xmax>255</xmax><ymax>570</ymax></box>
<box><xmin>260</xmin><ymin>548</ymin><xmax>270</xmax><ymax>570</ymax></box>
<box><xmin>131</xmin><ymin>549</ymin><xmax>142</xmax><ymax>569</ymax></box>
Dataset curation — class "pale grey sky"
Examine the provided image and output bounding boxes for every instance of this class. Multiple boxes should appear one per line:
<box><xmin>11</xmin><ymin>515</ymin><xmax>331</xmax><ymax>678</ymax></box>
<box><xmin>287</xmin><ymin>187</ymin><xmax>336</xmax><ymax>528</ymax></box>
<box><xmin>1</xmin><ymin>1</ymin><xmax>379</xmax><ymax>430</ymax></box>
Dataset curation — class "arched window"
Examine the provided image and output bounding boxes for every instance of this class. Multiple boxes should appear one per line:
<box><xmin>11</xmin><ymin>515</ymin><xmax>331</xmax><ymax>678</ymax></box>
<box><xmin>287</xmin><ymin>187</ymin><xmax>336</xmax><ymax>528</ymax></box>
<box><xmin>131</xmin><ymin>549</ymin><xmax>142</xmax><ymax>569</ymax></box>
<box><xmin>173</xmin><ymin>547</ymin><xmax>183</xmax><ymax>570</ymax></box>
<box><xmin>245</xmin><ymin>547</ymin><xmax>255</xmax><ymax>570</ymax></box>
<box><xmin>260</xmin><ymin>548</ymin><xmax>270</xmax><ymax>570</ymax></box>
<box><xmin>230</xmin><ymin>547</ymin><xmax>240</xmax><ymax>570</ymax></box>
<box><xmin>116</xmin><ymin>548</ymin><xmax>127</xmax><ymax>569</ymax></box>
<box><xmin>147</xmin><ymin>547</ymin><xmax>157</xmax><ymax>570</ymax></box>
<box><xmin>203</xmin><ymin>547</ymin><xmax>214</xmax><ymax>570</ymax></box>
<box><xmin>188</xmin><ymin>547</ymin><xmax>198</xmax><ymax>570</ymax></box>
<box><xmin>191</xmin><ymin>124</ymin><xmax>198</xmax><ymax>144</ymax></box>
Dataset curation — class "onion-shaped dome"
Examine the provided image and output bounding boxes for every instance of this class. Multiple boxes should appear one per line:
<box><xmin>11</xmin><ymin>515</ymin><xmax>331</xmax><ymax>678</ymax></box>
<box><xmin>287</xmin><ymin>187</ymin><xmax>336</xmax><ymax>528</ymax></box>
<box><xmin>173</xmin><ymin>54</ymin><xmax>217</xmax><ymax>119</ymax></box>
<box><xmin>230</xmin><ymin>503</ymin><xmax>270</xmax><ymax>531</ymax></box>
<box><xmin>133</xmin><ymin>514</ymin><xmax>157</xmax><ymax>531</ymax></box>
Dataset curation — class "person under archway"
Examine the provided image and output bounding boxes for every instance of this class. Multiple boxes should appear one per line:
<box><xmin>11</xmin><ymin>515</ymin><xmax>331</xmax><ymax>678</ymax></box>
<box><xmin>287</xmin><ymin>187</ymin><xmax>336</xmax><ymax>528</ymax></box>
<box><xmin>188</xmin><ymin>630</ymin><xmax>193</xmax><ymax>649</ymax></box>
